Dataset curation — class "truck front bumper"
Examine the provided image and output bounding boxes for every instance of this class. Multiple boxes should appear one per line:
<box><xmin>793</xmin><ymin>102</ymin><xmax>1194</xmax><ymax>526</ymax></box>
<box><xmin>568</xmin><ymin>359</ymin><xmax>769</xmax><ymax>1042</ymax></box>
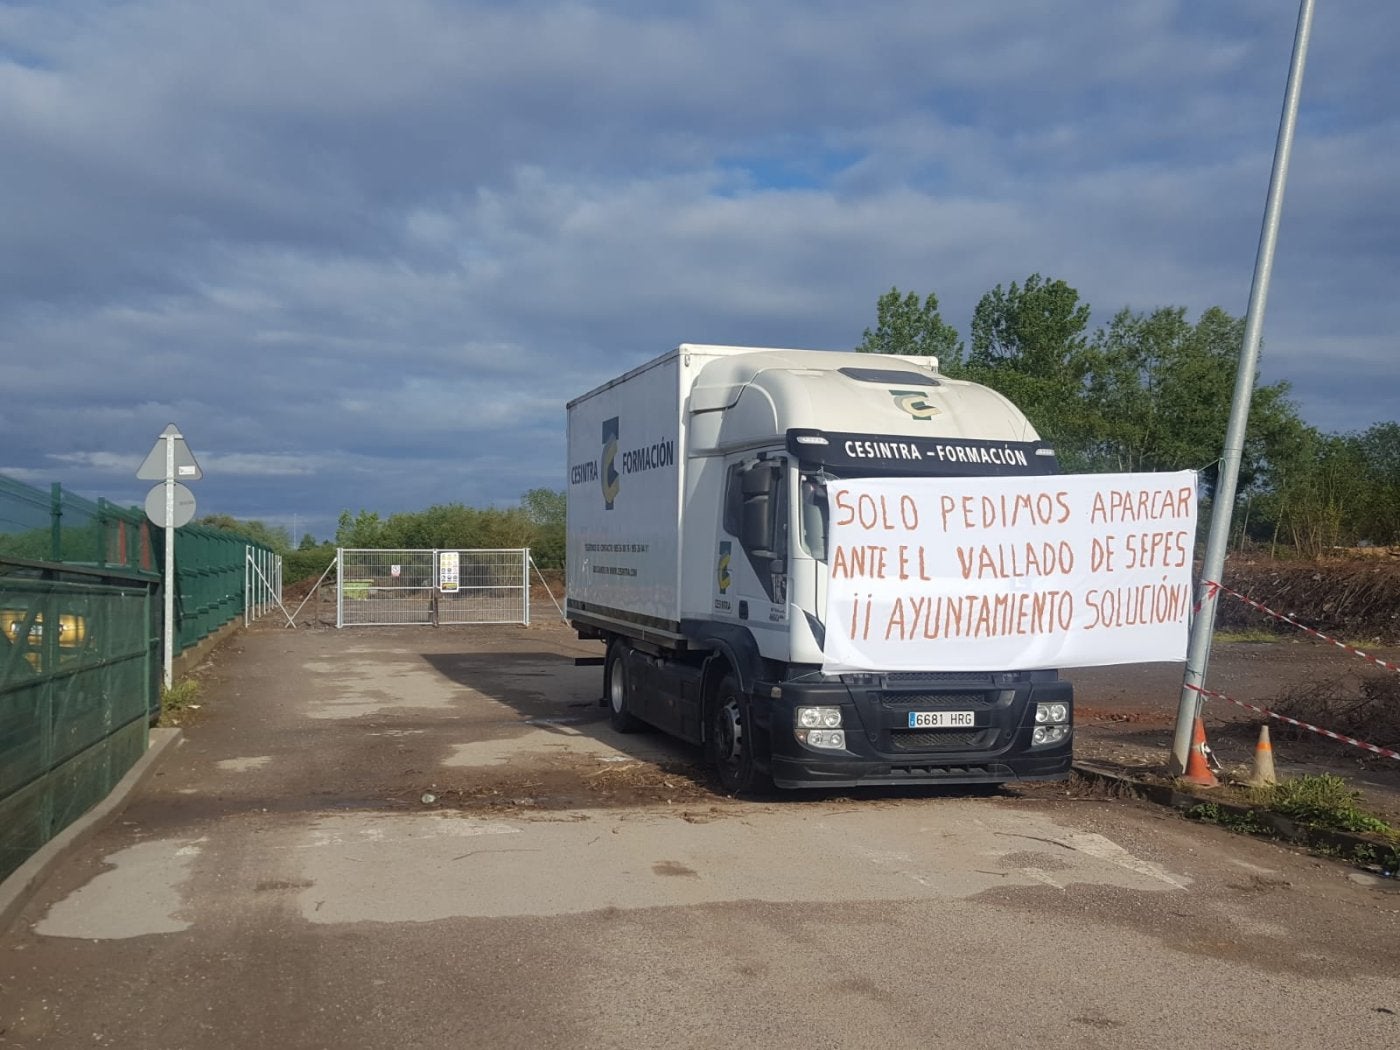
<box><xmin>761</xmin><ymin>673</ymin><xmax>1073</xmax><ymax>789</ymax></box>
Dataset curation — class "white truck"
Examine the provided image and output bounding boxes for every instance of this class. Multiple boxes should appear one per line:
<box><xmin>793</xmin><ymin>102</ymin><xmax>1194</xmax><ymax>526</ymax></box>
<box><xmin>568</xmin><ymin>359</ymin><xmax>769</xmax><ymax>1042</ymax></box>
<box><xmin>566</xmin><ymin>344</ymin><xmax>1073</xmax><ymax>793</ymax></box>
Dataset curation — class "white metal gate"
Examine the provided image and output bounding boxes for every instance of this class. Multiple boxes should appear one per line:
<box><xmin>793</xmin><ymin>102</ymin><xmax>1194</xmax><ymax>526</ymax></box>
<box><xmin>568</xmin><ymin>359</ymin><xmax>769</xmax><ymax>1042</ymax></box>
<box><xmin>335</xmin><ymin>548</ymin><xmax>530</xmax><ymax>628</ymax></box>
<box><xmin>243</xmin><ymin>545</ymin><xmax>284</xmax><ymax>626</ymax></box>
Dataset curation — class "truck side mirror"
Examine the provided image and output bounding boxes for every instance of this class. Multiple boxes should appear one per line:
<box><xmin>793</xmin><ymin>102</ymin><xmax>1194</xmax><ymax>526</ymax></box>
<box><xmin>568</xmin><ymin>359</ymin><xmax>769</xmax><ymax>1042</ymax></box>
<box><xmin>742</xmin><ymin>464</ymin><xmax>774</xmax><ymax>497</ymax></box>
<box><xmin>741</xmin><ymin>494</ymin><xmax>772</xmax><ymax>553</ymax></box>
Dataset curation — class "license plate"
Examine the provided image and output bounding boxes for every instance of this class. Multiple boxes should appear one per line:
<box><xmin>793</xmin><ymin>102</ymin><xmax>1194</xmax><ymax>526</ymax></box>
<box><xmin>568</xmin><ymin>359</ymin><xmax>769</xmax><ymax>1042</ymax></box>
<box><xmin>907</xmin><ymin>711</ymin><xmax>976</xmax><ymax>729</ymax></box>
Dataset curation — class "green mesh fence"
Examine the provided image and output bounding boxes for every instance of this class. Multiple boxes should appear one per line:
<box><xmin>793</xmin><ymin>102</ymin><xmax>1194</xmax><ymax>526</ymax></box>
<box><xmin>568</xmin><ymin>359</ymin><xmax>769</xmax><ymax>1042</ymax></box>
<box><xmin>0</xmin><ymin>476</ymin><xmax>156</xmax><ymax>574</ymax></box>
<box><xmin>0</xmin><ymin>567</ymin><xmax>156</xmax><ymax>881</ymax></box>
<box><xmin>1</xmin><ymin>473</ymin><xmax>275</xmax><ymax>881</ymax></box>
<box><xmin>164</xmin><ymin>523</ymin><xmax>263</xmax><ymax>651</ymax></box>
<box><xmin>0</xmin><ymin>475</ymin><xmax>273</xmax><ymax>653</ymax></box>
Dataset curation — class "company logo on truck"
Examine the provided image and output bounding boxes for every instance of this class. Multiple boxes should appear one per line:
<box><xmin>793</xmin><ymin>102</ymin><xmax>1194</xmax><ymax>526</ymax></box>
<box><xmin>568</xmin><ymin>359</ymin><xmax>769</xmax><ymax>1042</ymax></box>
<box><xmin>891</xmin><ymin>389</ymin><xmax>939</xmax><ymax>420</ymax></box>
<box><xmin>601</xmin><ymin>417</ymin><xmax>622</xmax><ymax>509</ymax></box>
<box><xmin>569</xmin><ymin>416</ymin><xmax>678</xmax><ymax>510</ymax></box>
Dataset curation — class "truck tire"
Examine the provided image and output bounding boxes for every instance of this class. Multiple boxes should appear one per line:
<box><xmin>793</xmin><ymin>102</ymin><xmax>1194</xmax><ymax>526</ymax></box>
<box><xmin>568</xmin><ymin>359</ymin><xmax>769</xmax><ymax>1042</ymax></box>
<box><xmin>709</xmin><ymin>671</ymin><xmax>770</xmax><ymax>796</ymax></box>
<box><xmin>605</xmin><ymin>642</ymin><xmax>643</xmax><ymax>734</ymax></box>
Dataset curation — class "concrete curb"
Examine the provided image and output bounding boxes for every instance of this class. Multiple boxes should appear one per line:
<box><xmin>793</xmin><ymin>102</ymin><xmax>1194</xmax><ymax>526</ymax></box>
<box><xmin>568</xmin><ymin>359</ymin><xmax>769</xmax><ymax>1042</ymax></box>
<box><xmin>0</xmin><ymin>727</ymin><xmax>182</xmax><ymax>933</ymax></box>
<box><xmin>172</xmin><ymin>618</ymin><xmax>244</xmax><ymax>680</ymax></box>
<box><xmin>1072</xmin><ymin>760</ymin><xmax>1400</xmax><ymax>882</ymax></box>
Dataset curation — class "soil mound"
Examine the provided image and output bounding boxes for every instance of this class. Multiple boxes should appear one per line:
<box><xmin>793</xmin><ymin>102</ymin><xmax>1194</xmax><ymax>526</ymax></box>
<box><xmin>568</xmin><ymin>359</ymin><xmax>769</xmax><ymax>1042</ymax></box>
<box><xmin>1219</xmin><ymin>556</ymin><xmax>1400</xmax><ymax>643</ymax></box>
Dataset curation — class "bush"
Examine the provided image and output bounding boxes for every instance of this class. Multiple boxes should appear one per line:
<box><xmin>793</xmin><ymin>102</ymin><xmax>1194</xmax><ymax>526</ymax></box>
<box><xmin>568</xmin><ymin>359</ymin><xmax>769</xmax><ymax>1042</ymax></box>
<box><xmin>1270</xmin><ymin>672</ymin><xmax>1400</xmax><ymax>753</ymax></box>
<box><xmin>284</xmin><ymin>545</ymin><xmax>338</xmax><ymax>585</ymax></box>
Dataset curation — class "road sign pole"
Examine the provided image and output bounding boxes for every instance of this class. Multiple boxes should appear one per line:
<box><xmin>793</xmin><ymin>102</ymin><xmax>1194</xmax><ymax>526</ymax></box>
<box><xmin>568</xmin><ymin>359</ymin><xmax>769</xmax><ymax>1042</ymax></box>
<box><xmin>164</xmin><ymin>432</ymin><xmax>176</xmax><ymax>690</ymax></box>
<box><xmin>137</xmin><ymin>422</ymin><xmax>201</xmax><ymax>693</ymax></box>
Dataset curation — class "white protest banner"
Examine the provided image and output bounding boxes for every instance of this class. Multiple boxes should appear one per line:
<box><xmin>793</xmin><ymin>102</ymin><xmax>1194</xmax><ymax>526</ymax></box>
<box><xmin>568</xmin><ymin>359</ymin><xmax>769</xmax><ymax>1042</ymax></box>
<box><xmin>822</xmin><ymin>471</ymin><xmax>1197</xmax><ymax>673</ymax></box>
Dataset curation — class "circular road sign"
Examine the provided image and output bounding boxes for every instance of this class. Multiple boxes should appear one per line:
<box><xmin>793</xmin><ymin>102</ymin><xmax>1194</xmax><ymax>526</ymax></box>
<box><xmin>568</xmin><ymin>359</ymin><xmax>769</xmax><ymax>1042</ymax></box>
<box><xmin>145</xmin><ymin>482</ymin><xmax>197</xmax><ymax>529</ymax></box>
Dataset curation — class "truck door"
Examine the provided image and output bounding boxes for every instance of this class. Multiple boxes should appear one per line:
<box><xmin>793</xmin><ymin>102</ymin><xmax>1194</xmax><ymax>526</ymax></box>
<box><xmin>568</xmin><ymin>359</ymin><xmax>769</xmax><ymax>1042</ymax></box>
<box><xmin>715</xmin><ymin>456</ymin><xmax>789</xmax><ymax>649</ymax></box>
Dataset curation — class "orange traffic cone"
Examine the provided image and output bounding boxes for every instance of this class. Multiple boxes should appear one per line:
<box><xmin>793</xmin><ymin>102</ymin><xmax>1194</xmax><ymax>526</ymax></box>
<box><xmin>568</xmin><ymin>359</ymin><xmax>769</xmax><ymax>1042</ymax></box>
<box><xmin>1181</xmin><ymin>716</ymin><xmax>1220</xmax><ymax>787</ymax></box>
<box><xmin>1248</xmin><ymin>724</ymin><xmax>1277</xmax><ymax>787</ymax></box>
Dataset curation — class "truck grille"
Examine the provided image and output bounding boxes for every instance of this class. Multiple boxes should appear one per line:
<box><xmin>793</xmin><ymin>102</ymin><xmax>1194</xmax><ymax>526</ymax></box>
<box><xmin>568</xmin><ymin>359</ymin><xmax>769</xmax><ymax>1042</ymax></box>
<box><xmin>880</xmin><ymin>691</ymin><xmax>996</xmax><ymax>709</ymax></box>
<box><xmin>889</xmin><ymin>728</ymin><xmax>998</xmax><ymax>752</ymax></box>
<box><xmin>886</xmin><ymin>672</ymin><xmax>994</xmax><ymax>685</ymax></box>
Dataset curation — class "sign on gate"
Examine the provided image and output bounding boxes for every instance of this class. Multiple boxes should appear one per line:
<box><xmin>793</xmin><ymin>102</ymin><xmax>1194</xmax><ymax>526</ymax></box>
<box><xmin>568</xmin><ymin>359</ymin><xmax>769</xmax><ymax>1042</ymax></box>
<box><xmin>335</xmin><ymin>549</ymin><xmax>530</xmax><ymax>628</ymax></box>
<box><xmin>439</xmin><ymin>551</ymin><xmax>460</xmax><ymax>593</ymax></box>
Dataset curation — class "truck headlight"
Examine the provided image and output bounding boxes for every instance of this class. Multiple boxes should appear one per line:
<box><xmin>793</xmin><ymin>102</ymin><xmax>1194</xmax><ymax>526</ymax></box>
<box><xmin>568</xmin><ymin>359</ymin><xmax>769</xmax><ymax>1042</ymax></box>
<box><xmin>1032</xmin><ymin>725</ymin><xmax>1070</xmax><ymax>746</ymax></box>
<box><xmin>1031</xmin><ymin>703</ymin><xmax>1070</xmax><ymax>747</ymax></box>
<box><xmin>795</xmin><ymin>708</ymin><xmax>845</xmax><ymax>749</ymax></box>
<box><xmin>796</xmin><ymin>706</ymin><xmax>842</xmax><ymax>729</ymax></box>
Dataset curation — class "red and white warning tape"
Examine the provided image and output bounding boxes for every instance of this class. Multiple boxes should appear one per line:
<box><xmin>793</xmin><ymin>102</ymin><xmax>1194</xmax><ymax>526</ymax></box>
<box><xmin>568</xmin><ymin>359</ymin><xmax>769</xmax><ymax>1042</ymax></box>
<box><xmin>1186</xmin><ymin>682</ymin><xmax>1400</xmax><ymax>761</ymax></box>
<box><xmin>1201</xmin><ymin>578</ymin><xmax>1400</xmax><ymax>677</ymax></box>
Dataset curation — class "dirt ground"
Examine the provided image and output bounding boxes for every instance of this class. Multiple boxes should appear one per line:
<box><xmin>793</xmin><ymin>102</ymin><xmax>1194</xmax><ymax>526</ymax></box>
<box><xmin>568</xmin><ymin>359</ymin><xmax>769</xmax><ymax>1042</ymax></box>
<box><xmin>270</xmin><ymin>584</ymin><xmax>1400</xmax><ymax>824</ymax></box>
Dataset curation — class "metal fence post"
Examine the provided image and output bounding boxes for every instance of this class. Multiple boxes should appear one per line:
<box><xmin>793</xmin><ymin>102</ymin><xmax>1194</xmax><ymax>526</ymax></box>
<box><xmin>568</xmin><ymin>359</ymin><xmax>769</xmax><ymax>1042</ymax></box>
<box><xmin>96</xmin><ymin>498</ymin><xmax>109</xmax><ymax>567</ymax></box>
<box><xmin>37</xmin><ymin>581</ymin><xmax>57</xmax><ymax>838</ymax></box>
<box><xmin>50</xmin><ymin>483</ymin><xmax>62</xmax><ymax>561</ymax></box>
<box><xmin>145</xmin><ymin>582</ymin><xmax>157</xmax><ymax>729</ymax></box>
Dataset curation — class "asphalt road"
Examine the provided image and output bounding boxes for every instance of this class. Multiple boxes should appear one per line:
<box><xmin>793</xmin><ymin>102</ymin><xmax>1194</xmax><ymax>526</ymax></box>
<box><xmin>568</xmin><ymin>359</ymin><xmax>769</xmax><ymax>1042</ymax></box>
<box><xmin>1</xmin><ymin>620</ymin><xmax>1398</xmax><ymax>1049</ymax></box>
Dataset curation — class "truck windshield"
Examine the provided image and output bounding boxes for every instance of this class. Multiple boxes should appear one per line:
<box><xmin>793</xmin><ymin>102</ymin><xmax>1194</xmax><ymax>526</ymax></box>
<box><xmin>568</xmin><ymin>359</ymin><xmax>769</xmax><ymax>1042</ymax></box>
<box><xmin>799</xmin><ymin>473</ymin><xmax>828</xmax><ymax>562</ymax></box>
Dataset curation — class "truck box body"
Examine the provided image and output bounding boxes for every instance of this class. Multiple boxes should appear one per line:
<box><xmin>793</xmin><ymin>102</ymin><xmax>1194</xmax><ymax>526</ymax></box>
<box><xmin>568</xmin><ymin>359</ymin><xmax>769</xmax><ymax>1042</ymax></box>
<box><xmin>566</xmin><ymin>350</ymin><xmax>686</xmax><ymax>635</ymax></box>
<box><xmin>567</xmin><ymin>344</ymin><xmax>1073</xmax><ymax>791</ymax></box>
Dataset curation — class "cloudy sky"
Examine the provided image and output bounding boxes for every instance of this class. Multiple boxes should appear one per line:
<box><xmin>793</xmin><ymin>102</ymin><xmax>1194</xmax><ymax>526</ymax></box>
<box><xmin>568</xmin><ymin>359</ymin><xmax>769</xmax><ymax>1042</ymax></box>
<box><xmin>1</xmin><ymin>0</ymin><xmax>1395</xmax><ymax>544</ymax></box>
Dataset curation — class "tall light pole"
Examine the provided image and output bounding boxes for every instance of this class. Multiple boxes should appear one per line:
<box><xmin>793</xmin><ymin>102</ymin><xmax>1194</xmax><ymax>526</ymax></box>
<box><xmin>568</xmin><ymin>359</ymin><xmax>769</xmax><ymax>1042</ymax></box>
<box><xmin>1171</xmin><ymin>0</ymin><xmax>1317</xmax><ymax>774</ymax></box>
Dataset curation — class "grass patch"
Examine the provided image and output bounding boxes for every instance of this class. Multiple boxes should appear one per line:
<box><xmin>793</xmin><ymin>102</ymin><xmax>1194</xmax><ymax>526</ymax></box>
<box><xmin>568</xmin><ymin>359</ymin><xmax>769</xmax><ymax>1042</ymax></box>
<box><xmin>1186</xmin><ymin>801</ymin><xmax>1273</xmax><ymax>835</ymax></box>
<box><xmin>1350</xmin><ymin>841</ymin><xmax>1400</xmax><ymax>873</ymax></box>
<box><xmin>160</xmin><ymin>678</ymin><xmax>202</xmax><ymax>724</ymax></box>
<box><xmin>1213</xmin><ymin>629</ymin><xmax>1282</xmax><ymax>644</ymax></box>
<box><xmin>1248</xmin><ymin>774</ymin><xmax>1396</xmax><ymax>836</ymax></box>
<box><xmin>1184</xmin><ymin>774</ymin><xmax>1399</xmax><ymax>874</ymax></box>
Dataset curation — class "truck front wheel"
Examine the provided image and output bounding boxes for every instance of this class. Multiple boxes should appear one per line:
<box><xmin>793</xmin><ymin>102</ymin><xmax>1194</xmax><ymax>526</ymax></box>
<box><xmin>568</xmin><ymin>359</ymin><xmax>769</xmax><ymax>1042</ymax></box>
<box><xmin>709</xmin><ymin>671</ymin><xmax>769</xmax><ymax>796</ymax></box>
<box><xmin>605</xmin><ymin>642</ymin><xmax>643</xmax><ymax>733</ymax></box>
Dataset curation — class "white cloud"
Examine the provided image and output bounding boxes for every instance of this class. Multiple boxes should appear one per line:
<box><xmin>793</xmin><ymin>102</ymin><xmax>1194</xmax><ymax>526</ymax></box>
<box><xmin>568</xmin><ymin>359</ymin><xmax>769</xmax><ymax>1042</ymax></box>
<box><xmin>47</xmin><ymin>451</ymin><xmax>142</xmax><ymax>473</ymax></box>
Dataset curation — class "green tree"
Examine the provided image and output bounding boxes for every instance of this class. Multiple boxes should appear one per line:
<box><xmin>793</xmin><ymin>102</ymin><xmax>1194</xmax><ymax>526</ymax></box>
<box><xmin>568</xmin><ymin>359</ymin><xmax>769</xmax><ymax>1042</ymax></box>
<box><xmin>197</xmin><ymin>514</ymin><xmax>291</xmax><ymax>552</ymax></box>
<box><xmin>1083</xmin><ymin>306</ymin><xmax>1304</xmax><ymax>486</ymax></box>
<box><xmin>335</xmin><ymin>509</ymin><xmax>385</xmax><ymax>548</ymax></box>
<box><xmin>479</xmin><ymin>507</ymin><xmax>535</xmax><ymax>550</ymax></box>
<box><xmin>345</xmin><ymin>502</ymin><xmax>538</xmax><ymax>553</ymax></box>
<box><xmin>1263</xmin><ymin>422</ymin><xmax>1400</xmax><ymax>552</ymax></box>
<box><xmin>520</xmin><ymin>488</ymin><xmax>566</xmax><ymax>569</ymax></box>
<box><xmin>1257</xmin><ymin>428</ymin><xmax>1369</xmax><ymax>555</ymax></box>
<box><xmin>1355</xmin><ymin>422</ymin><xmax>1400</xmax><ymax>544</ymax></box>
<box><xmin>521</xmin><ymin>487</ymin><xmax>565</xmax><ymax>528</ymax></box>
<box><xmin>856</xmin><ymin>287</ymin><xmax>964</xmax><ymax>368</ymax></box>
<box><xmin>297</xmin><ymin>532</ymin><xmax>320</xmax><ymax>550</ymax></box>
<box><xmin>966</xmin><ymin>274</ymin><xmax>1095</xmax><ymax>459</ymax></box>
<box><xmin>382</xmin><ymin>503</ymin><xmax>479</xmax><ymax>548</ymax></box>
